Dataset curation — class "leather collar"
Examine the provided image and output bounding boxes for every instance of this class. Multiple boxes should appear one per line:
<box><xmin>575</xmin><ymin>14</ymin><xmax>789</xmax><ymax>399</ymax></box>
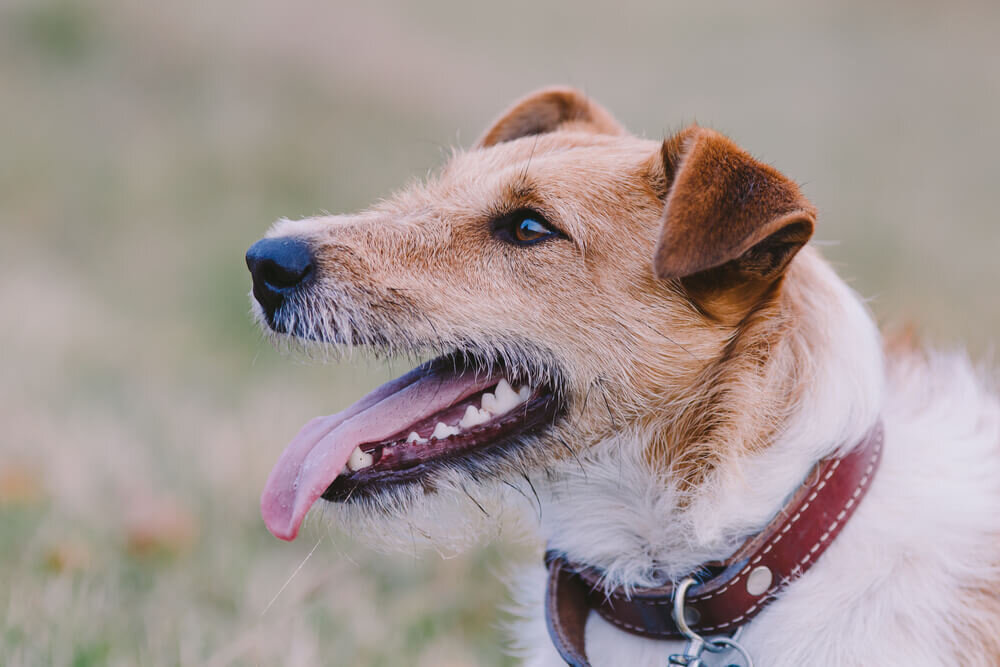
<box><xmin>544</xmin><ymin>420</ymin><xmax>884</xmax><ymax>666</ymax></box>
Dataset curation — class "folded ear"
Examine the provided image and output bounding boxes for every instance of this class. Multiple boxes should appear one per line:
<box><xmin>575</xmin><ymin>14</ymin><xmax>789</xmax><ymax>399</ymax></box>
<box><xmin>653</xmin><ymin>127</ymin><xmax>815</xmax><ymax>311</ymax></box>
<box><xmin>476</xmin><ymin>87</ymin><xmax>625</xmax><ymax>148</ymax></box>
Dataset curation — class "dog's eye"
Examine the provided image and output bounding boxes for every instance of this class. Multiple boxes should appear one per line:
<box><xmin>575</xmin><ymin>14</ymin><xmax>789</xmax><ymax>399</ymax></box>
<box><xmin>494</xmin><ymin>209</ymin><xmax>562</xmax><ymax>246</ymax></box>
<box><xmin>516</xmin><ymin>217</ymin><xmax>551</xmax><ymax>243</ymax></box>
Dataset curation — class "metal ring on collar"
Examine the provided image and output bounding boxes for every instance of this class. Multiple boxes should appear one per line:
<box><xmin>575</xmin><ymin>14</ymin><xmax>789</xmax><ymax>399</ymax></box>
<box><xmin>672</xmin><ymin>577</ymin><xmax>702</xmax><ymax>643</ymax></box>
<box><xmin>672</xmin><ymin>577</ymin><xmax>755</xmax><ymax>667</ymax></box>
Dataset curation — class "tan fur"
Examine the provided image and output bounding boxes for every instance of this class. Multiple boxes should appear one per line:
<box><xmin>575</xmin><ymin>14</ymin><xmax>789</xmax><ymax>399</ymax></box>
<box><xmin>262</xmin><ymin>87</ymin><xmax>1000</xmax><ymax>661</ymax></box>
<box><xmin>275</xmin><ymin>92</ymin><xmax>816</xmax><ymax>489</ymax></box>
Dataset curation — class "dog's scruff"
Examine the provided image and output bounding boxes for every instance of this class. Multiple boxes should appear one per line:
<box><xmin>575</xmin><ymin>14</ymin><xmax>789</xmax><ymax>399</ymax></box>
<box><xmin>248</xmin><ymin>88</ymin><xmax>1000</xmax><ymax>665</ymax></box>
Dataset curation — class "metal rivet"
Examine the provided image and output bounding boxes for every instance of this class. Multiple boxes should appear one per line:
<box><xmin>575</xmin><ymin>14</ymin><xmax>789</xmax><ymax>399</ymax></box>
<box><xmin>746</xmin><ymin>566</ymin><xmax>773</xmax><ymax>596</ymax></box>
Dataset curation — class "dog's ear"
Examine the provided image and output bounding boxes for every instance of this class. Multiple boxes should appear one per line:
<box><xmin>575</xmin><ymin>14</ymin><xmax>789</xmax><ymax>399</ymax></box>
<box><xmin>653</xmin><ymin>126</ymin><xmax>815</xmax><ymax>318</ymax></box>
<box><xmin>476</xmin><ymin>87</ymin><xmax>624</xmax><ymax>148</ymax></box>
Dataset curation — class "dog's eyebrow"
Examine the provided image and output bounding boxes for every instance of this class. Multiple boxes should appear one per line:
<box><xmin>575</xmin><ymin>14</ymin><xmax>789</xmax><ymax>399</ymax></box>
<box><xmin>501</xmin><ymin>180</ymin><xmax>540</xmax><ymax>206</ymax></box>
<box><xmin>485</xmin><ymin>180</ymin><xmax>548</xmax><ymax>221</ymax></box>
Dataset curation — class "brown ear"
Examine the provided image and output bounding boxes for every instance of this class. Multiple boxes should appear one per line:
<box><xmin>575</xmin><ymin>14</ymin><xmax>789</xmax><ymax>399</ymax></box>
<box><xmin>476</xmin><ymin>87</ymin><xmax>624</xmax><ymax>148</ymax></box>
<box><xmin>654</xmin><ymin>127</ymin><xmax>815</xmax><ymax>290</ymax></box>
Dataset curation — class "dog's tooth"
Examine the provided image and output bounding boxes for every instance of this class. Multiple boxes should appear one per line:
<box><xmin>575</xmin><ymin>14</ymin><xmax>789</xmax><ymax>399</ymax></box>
<box><xmin>459</xmin><ymin>404</ymin><xmax>491</xmax><ymax>429</ymax></box>
<box><xmin>493</xmin><ymin>379</ymin><xmax>520</xmax><ymax>414</ymax></box>
<box><xmin>496</xmin><ymin>378</ymin><xmax>515</xmax><ymax>399</ymax></box>
<box><xmin>517</xmin><ymin>385</ymin><xmax>532</xmax><ymax>402</ymax></box>
<box><xmin>481</xmin><ymin>392</ymin><xmax>498</xmax><ymax>414</ymax></box>
<box><xmin>406</xmin><ymin>431</ymin><xmax>428</xmax><ymax>444</ymax></box>
<box><xmin>347</xmin><ymin>447</ymin><xmax>374</xmax><ymax>471</ymax></box>
<box><xmin>432</xmin><ymin>422</ymin><xmax>460</xmax><ymax>440</ymax></box>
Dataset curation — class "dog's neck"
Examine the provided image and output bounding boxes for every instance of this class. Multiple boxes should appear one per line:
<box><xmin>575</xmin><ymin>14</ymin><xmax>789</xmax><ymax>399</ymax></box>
<box><xmin>533</xmin><ymin>251</ymin><xmax>885</xmax><ymax>590</ymax></box>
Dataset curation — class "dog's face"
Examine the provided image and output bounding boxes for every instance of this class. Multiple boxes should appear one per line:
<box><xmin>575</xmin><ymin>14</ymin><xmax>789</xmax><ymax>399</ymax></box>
<box><xmin>248</xmin><ymin>88</ymin><xmax>816</xmax><ymax>543</ymax></box>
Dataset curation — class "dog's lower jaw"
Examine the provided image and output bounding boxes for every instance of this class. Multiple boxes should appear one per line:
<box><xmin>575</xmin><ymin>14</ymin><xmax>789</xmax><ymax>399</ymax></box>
<box><xmin>311</xmin><ymin>426</ymin><xmax>575</xmax><ymax>555</ymax></box>
<box><xmin>320</xmin><ymin>475</ymin><xmax>516</xmax><ymax>556</ymax></box>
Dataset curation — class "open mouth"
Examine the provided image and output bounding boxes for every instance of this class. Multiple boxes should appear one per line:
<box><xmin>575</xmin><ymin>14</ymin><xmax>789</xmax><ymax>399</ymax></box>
<box><xmin>260</xmin><ymin>353</ymin><xmax>561</xmax><ymax>541</ymax></box>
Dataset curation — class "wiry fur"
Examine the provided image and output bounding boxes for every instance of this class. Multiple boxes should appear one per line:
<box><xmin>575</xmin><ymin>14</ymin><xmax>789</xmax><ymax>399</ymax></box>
<box><xmin>252</xmin><ymin>87</ymin><xmax>1000</xmax><ymax>665</ymax></box>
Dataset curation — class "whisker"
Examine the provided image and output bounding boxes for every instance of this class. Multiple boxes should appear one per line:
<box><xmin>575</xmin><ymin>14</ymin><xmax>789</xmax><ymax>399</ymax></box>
<box><xmin>261</xmin><ymin>536</ymin><xmax>323</xmax><ymax>617</ymax></box>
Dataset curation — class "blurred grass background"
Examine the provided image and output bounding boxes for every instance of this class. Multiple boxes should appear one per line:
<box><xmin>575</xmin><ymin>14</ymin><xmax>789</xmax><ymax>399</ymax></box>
<box><xmin>0</xmin><ymin>0</ymin><xmax>997</xmax><ymax>665</ymax></box>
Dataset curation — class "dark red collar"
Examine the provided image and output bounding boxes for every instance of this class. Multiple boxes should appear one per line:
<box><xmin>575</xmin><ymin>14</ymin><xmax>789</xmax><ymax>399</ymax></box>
<box><xmin>544</xmin><ymin>420</ymin><xmax>884</xmax><ymax>667</ymax></box>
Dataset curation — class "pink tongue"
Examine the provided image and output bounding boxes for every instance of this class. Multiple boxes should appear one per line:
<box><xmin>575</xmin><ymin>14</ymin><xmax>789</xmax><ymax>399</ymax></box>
<box><xmin>261</xmin><ymin>364</ymin><xmax>498</xmax><ymax>541</ymax></box>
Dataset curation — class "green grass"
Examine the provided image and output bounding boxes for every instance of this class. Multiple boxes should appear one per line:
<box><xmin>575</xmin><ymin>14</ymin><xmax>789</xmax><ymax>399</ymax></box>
<box><xmin>0</xmin><ymin>0</ymin><xmax>997</xmax><ymax>664</ymax></box>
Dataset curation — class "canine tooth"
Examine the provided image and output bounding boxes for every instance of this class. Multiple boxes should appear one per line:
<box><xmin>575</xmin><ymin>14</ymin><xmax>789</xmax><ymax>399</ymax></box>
<box><xmin>432</xmin><ymin>422</ymin><xmax>460</xmax><ymax>440</ymax></box>
<box><xmin>496</xmin><ymin>378</ymin><xmax>516</xmax><ymax>400</ymax></box>
<box><xmin>517</xmin><ymin>385</ymin><xmax>532</xmax><ymax>402</ymax></box>
<box><xmin>493</xmin><ymin>379</ymin><xmax>521</xmax><ymax>414</ymax></box>
<box><xmin>459</xmin><ymin>405</ymin><xmax>491</xmax><ymax>429</ymax></box>
<box><xmin>347</xmin><ymin>447</ymin><xmax>374</xmax><ymax>471</ymax></box>
<box><xmin>481</xmin><ymin>392</ymin><xmax>498</xmax><ymax>414</ymax></box>
<box><xmin>406</xmin><ymin>431</ymin><xmax>428</xmax><ymax>444</ymax></box>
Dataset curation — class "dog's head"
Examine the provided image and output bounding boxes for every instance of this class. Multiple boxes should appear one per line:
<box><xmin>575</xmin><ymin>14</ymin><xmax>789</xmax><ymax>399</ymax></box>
<box><xmin>248</xmin><ymin>87</ymin><xmax>816</xmax><ymax>545</ymax></box>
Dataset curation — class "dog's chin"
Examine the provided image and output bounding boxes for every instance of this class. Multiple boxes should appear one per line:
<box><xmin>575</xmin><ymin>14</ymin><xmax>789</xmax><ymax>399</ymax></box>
<box><xmin>317</xmin><ymin>463</ymin><xmax>538</xmax><ymax>555</ymax></box>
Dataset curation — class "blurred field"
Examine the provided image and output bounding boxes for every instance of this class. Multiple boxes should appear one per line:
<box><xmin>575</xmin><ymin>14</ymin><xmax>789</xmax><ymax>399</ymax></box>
<box><xmin>1</xmin><ymin>0</ymin><xmax>997</xmax><ymax>665</ymax></box>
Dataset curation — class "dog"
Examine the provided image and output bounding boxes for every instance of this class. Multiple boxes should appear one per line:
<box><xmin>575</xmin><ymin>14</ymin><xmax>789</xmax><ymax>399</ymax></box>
<box><xmin>246</xmin><ymin>87</ymin><xmax>1000</xmax><ymax>666</ymax></box>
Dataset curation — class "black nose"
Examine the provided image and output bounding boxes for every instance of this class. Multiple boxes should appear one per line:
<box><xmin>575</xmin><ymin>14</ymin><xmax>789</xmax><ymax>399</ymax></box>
<box><xmin>246</xmin><ymin>237</ymin><xmax>315</xmax><ymax>319</ymax></box>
